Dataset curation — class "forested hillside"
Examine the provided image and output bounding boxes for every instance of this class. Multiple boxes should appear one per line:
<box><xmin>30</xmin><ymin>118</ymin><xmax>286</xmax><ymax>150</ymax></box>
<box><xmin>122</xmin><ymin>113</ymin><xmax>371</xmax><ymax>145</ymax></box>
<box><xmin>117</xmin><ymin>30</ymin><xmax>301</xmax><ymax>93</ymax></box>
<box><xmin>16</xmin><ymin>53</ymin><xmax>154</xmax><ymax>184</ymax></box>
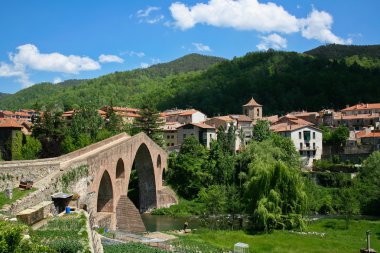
<box><xmin>305</xmin><ymin>44</ymin><xmax>380</xmax><ymax>59</ymax></box>
<box><xmin>0</xmin><ymin>47</ymin><xmax>380</xmax><ymax>116</ymax></box>
<box><xmin>0</xmin><ymin>92</ymin><xmax>9</xmax><ymax>99</ymax></box>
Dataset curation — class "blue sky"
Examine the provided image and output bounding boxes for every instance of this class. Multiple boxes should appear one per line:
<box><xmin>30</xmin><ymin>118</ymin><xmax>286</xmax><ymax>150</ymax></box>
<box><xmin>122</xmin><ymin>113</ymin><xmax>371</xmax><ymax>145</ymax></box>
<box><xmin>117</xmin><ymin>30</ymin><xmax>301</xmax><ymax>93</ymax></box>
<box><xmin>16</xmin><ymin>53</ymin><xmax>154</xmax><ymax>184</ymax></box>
<box><xmin>0</xmin><ymin>0</ymin><xmax>379</xmax><ymax>94</ymax></box>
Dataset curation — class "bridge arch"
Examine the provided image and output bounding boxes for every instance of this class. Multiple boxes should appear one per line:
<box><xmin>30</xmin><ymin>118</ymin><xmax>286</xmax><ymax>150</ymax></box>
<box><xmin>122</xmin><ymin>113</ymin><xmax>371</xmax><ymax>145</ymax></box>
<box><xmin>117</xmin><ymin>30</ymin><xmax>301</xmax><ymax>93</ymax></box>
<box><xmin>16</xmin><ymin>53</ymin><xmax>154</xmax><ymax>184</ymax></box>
<box><xmin>116</xmin><ymin>158</ymin><xmax>125</xmax><ymax>179</ymax></box>
<box><xmin>97</xmin><ymin>170</ymin><xmax>114</xmax><ymax>212</ymax></box>
<box><xmin>130</xmin><ymin>143</ymin><xmax>157</xmax><ymax>213</ymax></box>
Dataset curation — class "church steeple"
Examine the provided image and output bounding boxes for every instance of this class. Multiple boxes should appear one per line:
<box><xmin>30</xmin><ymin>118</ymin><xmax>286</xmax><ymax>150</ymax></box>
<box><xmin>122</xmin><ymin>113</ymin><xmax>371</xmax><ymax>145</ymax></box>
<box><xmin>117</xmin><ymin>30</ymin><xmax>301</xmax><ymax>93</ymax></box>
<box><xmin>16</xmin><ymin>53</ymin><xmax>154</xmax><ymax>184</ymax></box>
<box><xmin>242</xmin><ymin>97</ymin><xmax>262</xmax><ymax>121</ymax></box>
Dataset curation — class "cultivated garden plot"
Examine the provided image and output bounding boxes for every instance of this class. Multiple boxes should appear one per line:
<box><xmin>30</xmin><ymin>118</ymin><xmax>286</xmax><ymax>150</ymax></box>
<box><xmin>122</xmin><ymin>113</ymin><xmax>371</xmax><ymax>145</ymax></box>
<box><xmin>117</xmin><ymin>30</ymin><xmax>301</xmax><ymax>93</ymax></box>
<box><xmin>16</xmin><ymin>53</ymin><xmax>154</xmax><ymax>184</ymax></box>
<box><xmin>30</xmin><ymin>213</ymin><xmax>91</xmax><ymax>253</ymax></box>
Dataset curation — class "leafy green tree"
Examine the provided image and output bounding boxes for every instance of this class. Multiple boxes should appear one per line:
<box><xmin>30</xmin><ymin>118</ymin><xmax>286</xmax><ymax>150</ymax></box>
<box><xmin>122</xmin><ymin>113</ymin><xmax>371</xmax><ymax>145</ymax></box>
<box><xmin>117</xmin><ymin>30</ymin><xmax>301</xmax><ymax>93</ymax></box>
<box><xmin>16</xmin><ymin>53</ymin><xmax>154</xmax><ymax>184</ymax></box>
<box><xmin>252</xmin><ymin>120</ymin><xmax>271</xmax><ymax>142</ymax></box>
<box><xmin>132</xmin><ymin>103</ymin><xmax>165</xmax><ymax>147</ymax></box>
<box><xmin>356</xmin><ymin>151</ymin><xmax>380</xmax><ymax>215</ymax></box>
<box><xmin>105</xmin><ymin>106</ymin><xmax>124</xmax><ymax>133</ymax></box>
<box><xmin>21</xmin><ymin>136</ymin><xmax>42</xmax><ymax>160</ymax></box>
<box><xmin>61</xmin><ymin>135</ymin><xmax>76</xmax><ymax>154</ymax></box>
<box><xmin>242</xmin><ymin>135</ymin><xmax>306</xmax><ymax>231</ymax></box>
<box><xmin>8</xmin><ymin>131</ymin><xmax>23</xmax><ymax>160</ymax></box>
<box><xmin>330</xmin><ymin>126</ymin><xmax>349</xmax><ymax>147</ymax></box>
<box><xmin>75</xmin><ymin>133</ymin><xmax>92</xmax><ymax>149</ymax></box>
<box><xmin>70</xmin><ymin>103</ymin><xmax>104</xmax><ymax>140</ymax></box>
<box><xmin>167</xmin><ymin>136</ymin><xmax>210</xmax><ymax>199</ymax></box>
<box><xmin>32</xmin><ymin>109</ymin><xmax>67</xmax><ymax>158</ymax></box>
<box><xmin>337</xmin><ymin>187</ymin><xmax>360</xmax><ymax>229</ymax></box>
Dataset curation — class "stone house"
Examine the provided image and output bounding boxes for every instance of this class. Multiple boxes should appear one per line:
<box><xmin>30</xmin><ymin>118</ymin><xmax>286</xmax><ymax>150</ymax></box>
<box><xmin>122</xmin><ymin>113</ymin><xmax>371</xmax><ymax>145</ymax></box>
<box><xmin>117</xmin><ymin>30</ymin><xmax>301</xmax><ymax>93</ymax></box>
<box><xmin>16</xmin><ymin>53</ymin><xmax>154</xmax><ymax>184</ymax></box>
<box><xmin>162</xmin><ymin>109</ymin><xmax>207</xmax><ymax>124</ymax></box>
<box><xmin>177</xmin><ymin>122</ymin><xmax>216</xmax><ymax>149</ymax></box>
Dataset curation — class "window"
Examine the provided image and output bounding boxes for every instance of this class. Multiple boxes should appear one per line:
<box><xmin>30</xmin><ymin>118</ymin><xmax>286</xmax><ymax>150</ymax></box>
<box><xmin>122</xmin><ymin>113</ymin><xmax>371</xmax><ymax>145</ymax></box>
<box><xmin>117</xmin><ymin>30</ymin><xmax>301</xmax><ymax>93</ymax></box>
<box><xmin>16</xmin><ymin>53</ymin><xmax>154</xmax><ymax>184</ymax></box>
<box><xmin>257</xmin><ymin>108</ymin><xmax>260</xmax><ymax>117</ymax></box>
<box><xmin>303</xmin><ymin>131</ymin><xmax>311</xmax><ymax>142</ymax></box>
<box><xmin>313</xmin><ymin>143</ymin><xmax>316</xmax><ymax>149</ymax></box>
<box><xmin>172</xmin><ymin>135</ymin><xmax>174</xmax><ymax>139</ymax></box>
<box><xmin>299</xmin><ymin>132</ymin><xmax>302</xmax><ymax>139</ymax></box>
<box><xmin>306</xmin><ymin>142</ymin><xmax>310</xmax><ymax>148</ymax></box>
<box><xmin>209</xmin><ymin>134</ymin><xmax>212</xmax><ymax>139</ymax></box>
<box><xmin>313</xmin><ymin>132</ymin><xmax>316</xmax><ymax>139</ymax></box>
<box><xmin>300</xmin><ymin>143</ymin><xmax>303</xmax><ymax>149</ymax></box>
<box><xmin>183</xmin><ymin>134</ymin><xmax>186</xmax><ymax>139</ymax></box>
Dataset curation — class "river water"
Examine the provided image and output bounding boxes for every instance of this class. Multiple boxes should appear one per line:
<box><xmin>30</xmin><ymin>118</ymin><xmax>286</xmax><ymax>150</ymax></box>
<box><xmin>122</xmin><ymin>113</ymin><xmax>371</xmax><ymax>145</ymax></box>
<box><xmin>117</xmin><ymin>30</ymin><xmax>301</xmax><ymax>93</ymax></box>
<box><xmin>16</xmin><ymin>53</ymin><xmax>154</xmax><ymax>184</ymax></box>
<box><xmin>141</xmin><ymin>214</ymin><xmax>202</xmax><ymax>232</ymax></box>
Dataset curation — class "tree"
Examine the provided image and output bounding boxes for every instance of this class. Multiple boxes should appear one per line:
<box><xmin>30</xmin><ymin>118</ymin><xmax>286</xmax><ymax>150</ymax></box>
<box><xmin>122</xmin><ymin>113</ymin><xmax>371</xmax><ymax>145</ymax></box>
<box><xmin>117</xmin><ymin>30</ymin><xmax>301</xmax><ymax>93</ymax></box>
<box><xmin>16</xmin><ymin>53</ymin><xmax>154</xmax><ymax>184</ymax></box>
<box><xmin>32</xmin><ymin>109</ymin><xmax>67</xmax><ymax>158</ymax></box>
<box><xmin>356</xmin><ymin>151</ymin><xmax>380</xmax><ymax>215</ymax></box>
<box><xmin>61</xmin><ymin>135</ymin><xmax>76</xmax><ymax>154</ymax></box>
<box><xmin>338</xmin><ymin>187</ymin><xmax>360</xmax><ymax>229</ymax></box>
<box><xmin>167</xmin><ymin>136</ymin><xmax>210</xmax><ymax>199</ymax></box>
<box><xmin>132</xmin><ymin>103</ymin><xmax>165</xmax><ymax>147</ymax></box>
<box><xmin>70</xmin><ymin>103</ymin><xmax>104</xmax><ymax>140</ymax></box>
<box><xmin>252</xmin><ymin>120</ymin><xmax>271</xmax><ymax>142</ymax></box>
<box><xmin>8</xmin><ymin>131</ymin><xmax>23</xmax><ymax>160</ymax></box>
<box><xmin>21</xmin><ymin>136</ymin><xmax>42</xmax><ymax>160</ymax></box>
<box><xmin>105</xmin><ymin>106</ymin><xmax>124</xmax><ymax>133</ymax></box>
<box><xmin>242</xmin><ymin>135</ymin><xmax>306</xmax><ymax>231</ymax></box>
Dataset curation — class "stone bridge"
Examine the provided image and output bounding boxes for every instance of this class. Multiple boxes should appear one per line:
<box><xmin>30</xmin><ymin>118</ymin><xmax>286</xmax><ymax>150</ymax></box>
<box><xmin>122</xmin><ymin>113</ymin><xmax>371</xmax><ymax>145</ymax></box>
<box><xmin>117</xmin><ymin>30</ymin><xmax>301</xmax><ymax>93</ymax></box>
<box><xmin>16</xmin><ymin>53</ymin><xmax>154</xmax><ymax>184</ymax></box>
<box><xmin>0</xmin><ymin>133</ymin><xmax>177</xmax><ymax>232</ymax></box>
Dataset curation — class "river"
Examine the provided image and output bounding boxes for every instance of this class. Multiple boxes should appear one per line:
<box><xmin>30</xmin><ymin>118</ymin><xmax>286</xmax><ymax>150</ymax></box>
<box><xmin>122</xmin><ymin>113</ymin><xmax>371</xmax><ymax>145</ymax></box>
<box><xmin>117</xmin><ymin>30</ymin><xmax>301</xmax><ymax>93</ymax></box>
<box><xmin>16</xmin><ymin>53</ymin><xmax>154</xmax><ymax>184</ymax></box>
<box><xmin>141</xmin><ymin>213</ymin><xmax>202</xmax><ymax>232</ymax></box>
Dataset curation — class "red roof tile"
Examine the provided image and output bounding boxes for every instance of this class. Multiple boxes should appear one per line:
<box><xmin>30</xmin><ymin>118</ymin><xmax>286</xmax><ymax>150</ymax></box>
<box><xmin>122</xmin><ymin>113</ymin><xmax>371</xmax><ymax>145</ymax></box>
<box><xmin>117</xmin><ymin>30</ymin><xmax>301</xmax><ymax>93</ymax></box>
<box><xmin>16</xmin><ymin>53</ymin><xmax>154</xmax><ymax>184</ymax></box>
<box><xmin>0</xmin><ymin>119</ymin><xmax>22</xmax><ymax>128</ymax></box>
<box><xmin>243</xmin><ymin>98</ymin><xmax>262</xmax><ymax>107</ymax></box>
<box><xmin>342</xmin><ymin>103</ymin><xmax>380</xmax><ymax>112</ymax></box>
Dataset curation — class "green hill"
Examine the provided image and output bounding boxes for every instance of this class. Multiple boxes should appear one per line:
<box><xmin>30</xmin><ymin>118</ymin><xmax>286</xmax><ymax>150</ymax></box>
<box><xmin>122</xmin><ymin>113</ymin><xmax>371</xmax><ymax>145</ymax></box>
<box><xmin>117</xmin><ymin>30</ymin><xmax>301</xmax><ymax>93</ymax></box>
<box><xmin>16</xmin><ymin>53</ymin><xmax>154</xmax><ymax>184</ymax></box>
<box><xmin>0</xmin><ymin>93</ymin><xmax>10</xmax><ymax>99</ymax></box>
<box><xmin>0</xmin><ymin>53</ymin><xmax>225</xmax><ymax>110</ymax></box>
<box><xmin>0</xmin><ymin>48</ymin><xmax>379</xmax><ymax>116</ymax></box>
<box><xmin>304</xmin><ymin>44</ymin><xmax>380</xmax><ymax>59</ymax></box>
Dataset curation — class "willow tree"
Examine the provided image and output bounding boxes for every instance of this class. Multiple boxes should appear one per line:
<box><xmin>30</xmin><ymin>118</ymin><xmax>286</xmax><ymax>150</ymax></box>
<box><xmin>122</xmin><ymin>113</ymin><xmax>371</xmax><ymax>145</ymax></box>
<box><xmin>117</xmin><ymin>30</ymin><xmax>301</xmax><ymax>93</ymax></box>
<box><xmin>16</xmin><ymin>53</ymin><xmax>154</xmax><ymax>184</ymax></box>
<box><xmin>243</xmin><ymin>134</ymin><xmax>306</xmax><ymax>231</ymax></box>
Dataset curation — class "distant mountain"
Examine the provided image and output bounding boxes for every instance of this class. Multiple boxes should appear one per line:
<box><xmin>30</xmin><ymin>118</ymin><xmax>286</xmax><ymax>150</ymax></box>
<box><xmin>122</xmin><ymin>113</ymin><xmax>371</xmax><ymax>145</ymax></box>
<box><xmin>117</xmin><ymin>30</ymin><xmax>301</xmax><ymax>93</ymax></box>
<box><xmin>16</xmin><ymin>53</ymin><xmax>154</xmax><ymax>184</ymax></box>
<box><xmin>145</xmin><ymin>53</ymin><xmax>226</xmax><ymax>77</ymax></box>
<box><xmin>0</xmin><ymin>53</ymin><xmax>226</xmax><ymax>110</ymax></box>
<box><xmin>1</xmin><ymin>49</ymin><xmax>379</xmax><ymax>116</ymax></box>
<box><xmin>0</xmin><ymin>92</ymin><xmax>10</xmax><ymax>99</ymax></box>
<box><xmin>304</xmin><ymin>44</ymin><xmax>380</xmax><ymax>59</ymax></box>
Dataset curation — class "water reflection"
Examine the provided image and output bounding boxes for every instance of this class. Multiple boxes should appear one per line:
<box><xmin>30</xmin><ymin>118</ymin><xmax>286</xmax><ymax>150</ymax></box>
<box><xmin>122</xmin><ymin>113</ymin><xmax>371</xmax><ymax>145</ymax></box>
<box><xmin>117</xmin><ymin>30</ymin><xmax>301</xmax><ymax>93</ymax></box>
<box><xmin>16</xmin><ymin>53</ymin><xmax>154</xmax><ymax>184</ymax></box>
<box><xmin>141</xmin><ymin>214</ymin><xmax>202</xmax><ymax>232</ymax></box>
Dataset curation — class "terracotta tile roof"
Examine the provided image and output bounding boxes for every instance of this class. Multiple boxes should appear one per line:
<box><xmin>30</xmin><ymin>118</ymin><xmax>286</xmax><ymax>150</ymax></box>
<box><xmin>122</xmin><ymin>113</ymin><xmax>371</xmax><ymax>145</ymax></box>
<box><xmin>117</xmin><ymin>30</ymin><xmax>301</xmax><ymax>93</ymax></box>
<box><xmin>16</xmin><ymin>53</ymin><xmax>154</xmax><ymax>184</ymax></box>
<box><xmin>361</xmin><ymin>131</ymin><xmax>380</xmax><ymax>138</ymax></box>
<box><xmin>190</xmin><ymin>122</ymin><xmax>215</xmax><ymax>129</ymax></box>
<box><xmin>356</xmin><ymin>129</ymin><xmax>370</xmax><ymax>138</ymax></box>
<box><xmin>334</xmin><ymin>113</ymin><xmax>379</xmax><ymax>120</ymax></box>
<box><xmin>243</xmin><ymin>98</ymin><xmax>262</xmax><ymax>107</ymax></box>
<box><xmin>178</xmin><ymin>122</ymin><xmax>215</xmax><ymax>129</ymax></box>
<box><xmin>213</xmin><ymin>116</ymin><xmax>235</xmax><ymax>122</ymax></box>
<box><xmin>273</xmin><ymin>115</ymin><xmax>314</xmax><ymax>126</ymax></box>
<box><xmin>1</xmin><ymin>110</ymin><xmax>14</xmax><ymax>116</ymax></box>
<box><xmin>229</xmin><ymin>114</ymin><xmax>252</xmax><ymax>122</ymax></box>
<box><xmin>263</xmin><ymin>115</ymin><xmax>279</xmax><ymax>124</ymax></box>
<box><xmin>342</xmin><ymin>103</ymin><xmax>380</xmax><ymax>112</ymax></box>
<box><xmin>0</xmin><ymin>118</ymin><xmax>22</xmax><ymax>128</ymax></box>
<box><xmin>271</xmin><ymin>123</ymin><xmax>321</xmax><ymax>133</ymax></box>
<box><xmin>15</xmin><ymin>112</ymin><xmax>31</xmax><ymax>117</ymax></box>
<box><xmin>179</xmin><ymin>109</ymin><xmax>199</xmax><ymax>116</ymax></box>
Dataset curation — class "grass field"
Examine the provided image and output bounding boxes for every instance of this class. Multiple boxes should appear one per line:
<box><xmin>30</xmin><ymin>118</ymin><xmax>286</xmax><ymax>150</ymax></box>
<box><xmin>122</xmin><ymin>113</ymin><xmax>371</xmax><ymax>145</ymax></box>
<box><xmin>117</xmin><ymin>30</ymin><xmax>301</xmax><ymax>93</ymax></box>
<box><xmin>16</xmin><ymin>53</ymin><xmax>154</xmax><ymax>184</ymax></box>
<box><xmin>174</xmin><ymin>218</ymin><xmax>380</xmax><ymax>253</ymax></box>
<box><xmin>0</xmin><ymin>187</ymin><xmax>36</xmax><ymax>209</ymax></box>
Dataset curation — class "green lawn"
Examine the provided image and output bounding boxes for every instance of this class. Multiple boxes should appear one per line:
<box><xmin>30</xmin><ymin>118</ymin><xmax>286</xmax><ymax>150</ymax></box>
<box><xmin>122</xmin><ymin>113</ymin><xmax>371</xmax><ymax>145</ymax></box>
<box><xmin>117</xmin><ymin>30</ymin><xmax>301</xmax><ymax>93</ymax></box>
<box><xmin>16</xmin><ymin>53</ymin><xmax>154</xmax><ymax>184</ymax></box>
<box><xmin>174</xmin><ymin>218</ymin><xmax>380</xmax><ymax>253</ymax></box>
<box><xmin>0</xmin><ymin>187</ymin><xmax>36</xmax><ymax>209</ymax></box>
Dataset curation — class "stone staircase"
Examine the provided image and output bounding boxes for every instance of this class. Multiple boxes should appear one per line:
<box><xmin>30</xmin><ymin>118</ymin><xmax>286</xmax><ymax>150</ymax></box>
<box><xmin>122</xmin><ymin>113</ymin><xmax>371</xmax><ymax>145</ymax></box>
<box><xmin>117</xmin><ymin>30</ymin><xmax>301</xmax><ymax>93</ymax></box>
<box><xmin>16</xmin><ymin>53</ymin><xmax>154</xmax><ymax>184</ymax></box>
<box><xmin>116</xmin><ymin>195</ymin><xmax>146</xmax><ymax>233</ymax></box>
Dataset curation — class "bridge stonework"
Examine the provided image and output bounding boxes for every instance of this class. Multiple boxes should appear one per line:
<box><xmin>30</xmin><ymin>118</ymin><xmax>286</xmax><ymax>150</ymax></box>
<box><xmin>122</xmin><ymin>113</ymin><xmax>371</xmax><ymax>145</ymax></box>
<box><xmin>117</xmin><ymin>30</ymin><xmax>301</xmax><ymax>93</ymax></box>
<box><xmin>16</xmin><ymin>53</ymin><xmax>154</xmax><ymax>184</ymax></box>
<box><xmin>0</xmin><ymin>133</ymin><xmax>177</xmax><ymax>231</ymax></box>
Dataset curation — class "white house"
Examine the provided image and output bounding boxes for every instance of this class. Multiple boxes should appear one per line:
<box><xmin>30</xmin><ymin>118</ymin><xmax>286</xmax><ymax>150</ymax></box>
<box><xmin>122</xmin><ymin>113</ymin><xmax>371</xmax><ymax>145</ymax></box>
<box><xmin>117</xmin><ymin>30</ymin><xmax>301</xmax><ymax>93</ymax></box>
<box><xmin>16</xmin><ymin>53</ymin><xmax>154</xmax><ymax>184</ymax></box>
<box><xmin>271</xmin><ymin>120</ymin><xmax>323</xmax><ymax>168</ymax></box>
<box><xmin>162</xmin><ymin>109</ymin><xmax>207</xmax><ymax>124</ymax></box>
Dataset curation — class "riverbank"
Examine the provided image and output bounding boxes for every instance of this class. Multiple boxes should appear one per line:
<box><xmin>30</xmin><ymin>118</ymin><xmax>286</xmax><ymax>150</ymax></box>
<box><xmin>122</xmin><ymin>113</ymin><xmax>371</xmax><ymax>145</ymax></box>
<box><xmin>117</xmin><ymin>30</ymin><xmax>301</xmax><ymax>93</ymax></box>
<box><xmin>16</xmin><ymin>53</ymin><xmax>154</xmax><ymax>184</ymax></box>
<box><xmin>173</xmin><ymin>218</ymin><xmax>380</xmax><ymax>253</ymax></box>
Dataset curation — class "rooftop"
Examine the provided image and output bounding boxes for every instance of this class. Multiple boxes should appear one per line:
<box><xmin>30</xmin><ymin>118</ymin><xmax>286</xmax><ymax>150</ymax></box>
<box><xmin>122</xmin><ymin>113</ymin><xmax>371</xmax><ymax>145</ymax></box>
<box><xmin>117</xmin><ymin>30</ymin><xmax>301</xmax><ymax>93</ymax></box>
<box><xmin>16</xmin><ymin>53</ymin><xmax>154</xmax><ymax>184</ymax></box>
<box><xmin>243</xmin><ymin>97</ymin><xmax>262</xmax><ymax>107</ymax></box>
<box><xmin>342</xmin><ymin>103</ymin><xmax>380</xmax><ymax>112</ymax></box>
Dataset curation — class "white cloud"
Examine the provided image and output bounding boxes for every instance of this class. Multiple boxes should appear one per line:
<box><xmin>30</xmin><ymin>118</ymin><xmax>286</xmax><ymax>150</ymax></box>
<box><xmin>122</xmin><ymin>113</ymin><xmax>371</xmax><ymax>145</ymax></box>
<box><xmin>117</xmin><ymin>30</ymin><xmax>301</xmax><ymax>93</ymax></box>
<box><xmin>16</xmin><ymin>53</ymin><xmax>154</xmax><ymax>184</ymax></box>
<box><xmin>121</xmin><ymin>51</ymin><xmax>145</xmax><ymax>58</ymax></box>
<box><xmin>10</xmin><ymin>44</ymin><xmax>100</xmax><ymax>74</ymax></box>
<box><xmin>192</xmin><ymin>42</ymin><xmax>212</xmax><ymax>52</ymax></box>
<box><xmin>299</xmin><ymin>9</ymin><xmax>352</xmax><ymax>44</ymax></box>
<box><xmin>169</xmin><ymin>0</ymin><xmax>299</xmax><ymax>33</ymax></box>
<box><xmin>98</xmin><ymin>54</ymin><xmax>124</xmax><ymax>63</ymax></box>
<box><xmin>169</xmin><ymin>0</ymin><xmax>351</xmax><ymax>44</ymax></box>
<box><xmin>0</xmin><ymin>44</ymin><xmax>102</xmax><ymax>87</ymax></box>
<box><xmin>137</xmin><ymin>6</ymin><xmax>160</xmax><ymax>17</ymax></box>
<box><xmin>257</xmin><ymin>33</ymin><xmax>287</xmax><ymax>50</ymax></box>
<box><xmin>140</xmin><ymin>63</ymin><xmax>150</xmax><ymax>68</ymax></box>
<box><xmin>136</xmin><ymin>6</ymin><xmax>164</xmax><ymax>24</ymax></box>
<box><xmin>53</xmin><ymin>77</ymin><xmax>62</xmax><ymax>84</ymax></box>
